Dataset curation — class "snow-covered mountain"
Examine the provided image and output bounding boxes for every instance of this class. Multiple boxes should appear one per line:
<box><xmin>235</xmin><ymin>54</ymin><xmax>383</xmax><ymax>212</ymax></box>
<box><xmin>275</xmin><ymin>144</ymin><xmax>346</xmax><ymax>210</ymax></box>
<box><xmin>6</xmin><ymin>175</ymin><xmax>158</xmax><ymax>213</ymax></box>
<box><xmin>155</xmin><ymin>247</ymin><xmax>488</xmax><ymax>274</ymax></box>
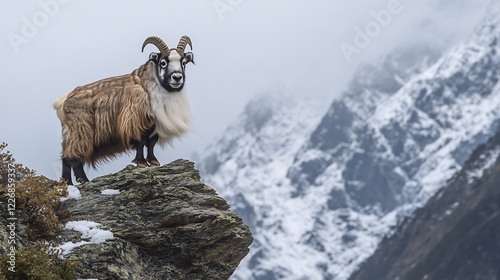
<box><xmin>198</xmin><ymin>2</ymin><xmax>500</xmax><ymax>279</ymax></box>
<box><xmin>350</xmin><ymin>124</ymin><xmax>500</xmax><ymax>280</ymax></box>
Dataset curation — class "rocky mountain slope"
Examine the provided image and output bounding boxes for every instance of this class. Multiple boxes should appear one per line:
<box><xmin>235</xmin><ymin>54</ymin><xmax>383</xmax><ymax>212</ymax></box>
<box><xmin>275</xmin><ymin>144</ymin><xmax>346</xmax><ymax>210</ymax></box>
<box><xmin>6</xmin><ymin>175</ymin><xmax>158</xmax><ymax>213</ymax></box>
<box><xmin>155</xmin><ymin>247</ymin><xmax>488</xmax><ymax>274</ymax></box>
<box><xmin>350</xmin><ymin>128</ymin><xmax>500</xmax><ymax>280</ymax></box>
<box><xmin>197</xmin><ymin>1</ymin><xmax>500</xmax><ymax>278</ymax></box>
<box><xmin>1</xmin><ymin>160</ymin><xmax>253</xmax><ymax>280</ymax></box>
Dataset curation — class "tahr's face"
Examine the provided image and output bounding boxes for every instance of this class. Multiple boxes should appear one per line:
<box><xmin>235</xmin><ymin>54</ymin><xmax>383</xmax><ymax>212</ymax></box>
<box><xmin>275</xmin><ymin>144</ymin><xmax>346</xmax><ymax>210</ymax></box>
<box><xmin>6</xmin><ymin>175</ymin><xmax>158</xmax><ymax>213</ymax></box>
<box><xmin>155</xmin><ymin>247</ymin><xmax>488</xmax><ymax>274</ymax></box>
<box><xmin>152</xmin><ymin>50</ymin><xmax>194</xmax><ymax>92</ymax></box>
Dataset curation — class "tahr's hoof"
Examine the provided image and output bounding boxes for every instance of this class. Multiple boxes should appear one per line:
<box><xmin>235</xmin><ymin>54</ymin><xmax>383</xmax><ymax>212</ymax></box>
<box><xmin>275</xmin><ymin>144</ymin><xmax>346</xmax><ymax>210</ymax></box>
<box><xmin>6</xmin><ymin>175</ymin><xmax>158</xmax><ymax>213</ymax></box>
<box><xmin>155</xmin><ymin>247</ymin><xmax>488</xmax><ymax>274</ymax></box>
<box><xmin>132</xmin><ymin>159</ymin><xmax>149</xmax><ymax>168</ymax></box>
<box><xmin>148</xmin><ymin>160</ymin><xmax>160</xmax><ymax>167</ymax></box>
<box><xmin>61</xmin><ymin>177</ymin><xmax>74</xmax><ymax>186</ymax></box>
<box><xmin>76</xmin><ymin>178</ymin><xmax>89</xmax><ymax>184</ymax></box>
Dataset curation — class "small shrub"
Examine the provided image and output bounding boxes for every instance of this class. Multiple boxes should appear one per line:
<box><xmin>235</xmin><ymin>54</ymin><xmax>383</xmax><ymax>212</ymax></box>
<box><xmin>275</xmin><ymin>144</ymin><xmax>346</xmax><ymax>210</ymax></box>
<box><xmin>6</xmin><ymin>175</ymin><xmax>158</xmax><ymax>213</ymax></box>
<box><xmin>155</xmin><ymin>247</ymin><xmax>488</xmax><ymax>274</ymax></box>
<box><xmin>0</xmin><ymin>244</ymin><xmax>77</xmax><ymax>280</ymax></box>
<box><xmin>0</xmin><ymin>142</ymin><xmax>33</xmax><ymax>187</ymax></box>
<box><xmin>0</xmin><ymin>143</ymin><xmax>77</xmax><ymax>278</ymax></box>
<box><xmin>16</xmin><ymin>176</ymin><xmax>69</xmax><ymax>239</ymax></box>
<box><xmin>0</xmin><ymin>142</ymin><xmax>68</xmax><ymax>239</ymax></box>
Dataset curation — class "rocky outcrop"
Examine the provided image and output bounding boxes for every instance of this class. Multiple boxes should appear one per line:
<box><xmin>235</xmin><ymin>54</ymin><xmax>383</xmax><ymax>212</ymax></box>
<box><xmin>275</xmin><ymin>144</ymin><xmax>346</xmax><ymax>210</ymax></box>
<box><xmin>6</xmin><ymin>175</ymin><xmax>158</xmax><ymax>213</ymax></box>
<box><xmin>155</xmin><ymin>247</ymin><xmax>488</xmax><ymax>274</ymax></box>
<box><xmin>60</xmin><ymin>159</ymin><xmax>253</xmax><ymax>279</ymax></box>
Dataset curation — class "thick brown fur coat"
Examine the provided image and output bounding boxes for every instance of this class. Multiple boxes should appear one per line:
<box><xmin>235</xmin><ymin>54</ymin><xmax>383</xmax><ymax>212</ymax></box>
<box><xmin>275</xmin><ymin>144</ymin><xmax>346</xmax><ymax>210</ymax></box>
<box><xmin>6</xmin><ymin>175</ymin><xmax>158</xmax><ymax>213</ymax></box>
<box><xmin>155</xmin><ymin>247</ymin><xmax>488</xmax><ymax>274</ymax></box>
<box><xmin>54</xmin><ymin>62</ymin><xmax>157</xmax><ymax>167</ymax></box>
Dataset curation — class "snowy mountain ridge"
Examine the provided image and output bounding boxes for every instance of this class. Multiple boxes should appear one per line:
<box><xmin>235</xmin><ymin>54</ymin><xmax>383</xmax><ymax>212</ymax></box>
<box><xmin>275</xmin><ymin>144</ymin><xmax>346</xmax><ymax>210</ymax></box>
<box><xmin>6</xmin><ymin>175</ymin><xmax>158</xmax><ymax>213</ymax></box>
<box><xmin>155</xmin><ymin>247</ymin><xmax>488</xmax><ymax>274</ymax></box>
<box><xmin>198</xmin><ymin>2</ymin><xmax>500</xmax><ymax>279</ymax></box>
<box><xmin>350</xmin><ymin>128</ymin><xmax>500</xmax><ymax>280</ymax></box>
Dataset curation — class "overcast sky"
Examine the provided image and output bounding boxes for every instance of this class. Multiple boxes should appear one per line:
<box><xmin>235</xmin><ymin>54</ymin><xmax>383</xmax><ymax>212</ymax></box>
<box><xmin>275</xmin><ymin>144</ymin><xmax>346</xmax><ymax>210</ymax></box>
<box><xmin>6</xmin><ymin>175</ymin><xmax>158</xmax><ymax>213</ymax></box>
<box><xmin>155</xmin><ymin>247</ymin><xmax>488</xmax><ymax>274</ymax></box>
<box><xmin>0</xmin><ymin>0</ymin><xmax>492</xmax><ymax>180</ymax></box>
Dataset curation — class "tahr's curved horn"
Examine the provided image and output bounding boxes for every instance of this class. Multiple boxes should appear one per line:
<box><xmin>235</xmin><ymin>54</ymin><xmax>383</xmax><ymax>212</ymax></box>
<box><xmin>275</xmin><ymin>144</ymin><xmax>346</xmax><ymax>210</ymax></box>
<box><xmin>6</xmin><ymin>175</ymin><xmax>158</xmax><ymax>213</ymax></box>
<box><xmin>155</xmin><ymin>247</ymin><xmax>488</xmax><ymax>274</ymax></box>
<box><xmin>142</xmin><ymin>36</ymin><xmax>170</xmax><ymax>57</ymax></box>
<box><xmin>176</xmin><ymin>35</ymin><xmax>193</xmax><ymax>54</ymax></box>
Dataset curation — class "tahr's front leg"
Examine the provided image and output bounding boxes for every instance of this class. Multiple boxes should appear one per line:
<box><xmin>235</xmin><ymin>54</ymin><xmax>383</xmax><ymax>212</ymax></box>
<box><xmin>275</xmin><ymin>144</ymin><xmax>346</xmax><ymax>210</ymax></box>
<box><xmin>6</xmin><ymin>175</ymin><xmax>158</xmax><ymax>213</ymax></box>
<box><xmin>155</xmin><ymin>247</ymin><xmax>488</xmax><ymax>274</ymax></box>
<box><xmin>132</xmin><ymin>140</ymin><xmax>148</xmax><ymax>167</ymax></box>
<box><xmin>146</xmin><ymin>134</ymin><xmax>160</xmax><ymax>166</ymax></box>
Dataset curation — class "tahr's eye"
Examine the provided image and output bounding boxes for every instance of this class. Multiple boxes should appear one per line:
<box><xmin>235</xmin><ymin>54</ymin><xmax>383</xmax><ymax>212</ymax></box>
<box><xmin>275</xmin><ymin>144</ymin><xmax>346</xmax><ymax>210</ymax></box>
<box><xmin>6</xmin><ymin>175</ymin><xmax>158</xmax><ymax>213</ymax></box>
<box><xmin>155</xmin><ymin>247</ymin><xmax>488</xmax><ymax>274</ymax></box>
<box><xmin>160</xmin><ymin>60</ymin><xmax>167</xmax><ymax>68</ymax></box>
<box><xmin>182</xmin><ymin>60</ymin><xmax>187</xmax><ymax>66</ymax></box>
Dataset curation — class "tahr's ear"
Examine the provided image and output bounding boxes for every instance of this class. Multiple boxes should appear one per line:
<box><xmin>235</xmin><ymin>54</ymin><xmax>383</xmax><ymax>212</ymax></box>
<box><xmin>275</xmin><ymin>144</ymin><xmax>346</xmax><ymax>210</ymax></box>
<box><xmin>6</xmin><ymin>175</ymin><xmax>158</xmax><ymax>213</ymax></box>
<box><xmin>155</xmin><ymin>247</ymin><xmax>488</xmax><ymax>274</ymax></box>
<box><xmin>185</xmin><ymin>52</ymin><xmax>195</xmax><ymax>65</ymax></box>
<box><xmin>149</xmin><ymin>52</ymin><xmax>160</xmax><ymax>63</ymax></box>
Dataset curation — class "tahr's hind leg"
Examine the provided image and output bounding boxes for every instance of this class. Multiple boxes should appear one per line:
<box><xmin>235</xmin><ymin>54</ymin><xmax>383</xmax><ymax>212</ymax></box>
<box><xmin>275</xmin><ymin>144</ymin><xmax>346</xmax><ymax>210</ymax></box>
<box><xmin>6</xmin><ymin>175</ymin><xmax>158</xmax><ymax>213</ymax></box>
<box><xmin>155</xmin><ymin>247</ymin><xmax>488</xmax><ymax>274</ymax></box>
<box><xmin>71</xmin><ymin>158</ymin><xmax>89</xmax><ymax>184</ymax></box>
<box><xmin>62</xmin><ymin>158</ymin><xmax>89</xmax><ymax>184</ymax></box>
<box><xmin>146</xmin><ymin>134</ymin><xmax>160</xmax><ymax>166</ymax></box>
<box><xmin>62</xmin><ymin>158</ymin><xmax>73</xmax><ymax>185</ymax></box>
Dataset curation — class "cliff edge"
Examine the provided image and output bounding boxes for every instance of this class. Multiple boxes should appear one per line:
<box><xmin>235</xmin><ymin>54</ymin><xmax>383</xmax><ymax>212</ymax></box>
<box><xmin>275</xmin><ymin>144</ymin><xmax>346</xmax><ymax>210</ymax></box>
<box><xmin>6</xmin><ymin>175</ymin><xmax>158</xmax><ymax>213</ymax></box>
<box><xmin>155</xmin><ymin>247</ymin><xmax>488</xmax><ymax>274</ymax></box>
<box><xmin>20</xmin><ymin>159</ymin><xmax>252</xmax><ymax>279</ymax></box>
